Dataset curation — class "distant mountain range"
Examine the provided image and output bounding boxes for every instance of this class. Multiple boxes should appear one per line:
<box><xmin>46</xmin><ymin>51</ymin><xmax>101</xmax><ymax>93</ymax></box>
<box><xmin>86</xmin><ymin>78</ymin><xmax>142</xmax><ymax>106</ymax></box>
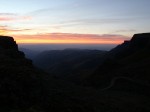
<box><xmin>33</xmin><ymin>49</ymin><xmax>107</xmax><ymax>83</ymax></box>
<box><xmin>19</xmin><ymin>47</ymin><xmax>40</xmax><ymax>59</ymax></box>
<box><xmin>32</xmin><ymin>33</ymin><xmax>150</xmax><ymax>87</ymax></box>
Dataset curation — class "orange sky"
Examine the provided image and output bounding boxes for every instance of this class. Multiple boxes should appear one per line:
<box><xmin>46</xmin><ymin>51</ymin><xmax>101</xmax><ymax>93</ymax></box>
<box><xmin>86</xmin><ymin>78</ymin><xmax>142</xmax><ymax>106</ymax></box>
<box><xmin>0</xmin><ymin>11</ymin><xmax>130</xmax><ymax>45</ymax></box>
<box><xmin>0</xmin><ymin>16</ymin><xmax>129</xmax><ymax>45</ymax></box>
<box><xmin>11</xmin><ymin>33</ymin><xmax>129</xmax><ymax>44</ymax></box>
<box><xmin>0</xmin><ymin>25</ymin><xmax>128</xmax><ymax>44</ymax></box>
<box><xmin>0</xmin><ymin>1</ymin><xmax>149</xmax><ymax>45</ymax></box>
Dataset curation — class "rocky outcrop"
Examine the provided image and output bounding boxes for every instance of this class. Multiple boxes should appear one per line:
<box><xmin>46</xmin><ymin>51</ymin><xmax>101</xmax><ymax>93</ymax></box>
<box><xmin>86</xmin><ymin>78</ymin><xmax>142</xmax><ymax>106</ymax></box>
<box><xmin>108</xmin><ymin>40</ymin><xmax>130</xmax><ymax>59</ymax></box>
<box><xmin>0</xmin><ymin>36</ymin><xmax>18</xmax><ymax>50</ymax></box>
<box><xmin>0</xmin><ymin>36</ymin><xmax>39</xmax><ymax>111</ymax></box>
<box><xmin>87</xmin><ymin>33</ymin><xmax>150</xmax><ymax>88</ymax></box>
<box><xmin>108</xmin><ymin>33</ymin><xmax>150</xmax><ymax>59</ymax></box>
<box><xmin>130</xmin><ymin>33</ymin><xmax>150</xmax><ymax>50</ymax></box>
<box><xmin>0</xmin><ymin>36</ymin><xmax>27</xmax><ymax>59</ymax></box>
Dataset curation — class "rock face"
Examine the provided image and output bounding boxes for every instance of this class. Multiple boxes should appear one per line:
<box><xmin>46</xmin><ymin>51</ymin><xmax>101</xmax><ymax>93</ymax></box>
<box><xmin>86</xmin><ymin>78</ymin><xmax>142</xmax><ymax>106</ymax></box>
<box><xmin>0</xmin><ymin>36</ymin><xmax>38</xmax><ymax>111</ymax></box>
<box><xmin>0</xmin><ymin>36</ymin><xmax>27</xmax><ymax>59</ymax></box>
<box><xmin>108</xmin><ymin>33</ymin><xmax>150</xmax><ymax>59</ymax></box>
<box><xmin>0</xmin><ymin>36</ymin><xmax>18</xmax><ymax>50</ymax></box>
<box><xmin>130</xmin><ymin>33</ymin><xmax>150</xmax><ymax>50</ymax></box>
<box><xmin>87</xmin><ymin>33</ymin><xmax>150</xmax><ymax>87</ymax></box>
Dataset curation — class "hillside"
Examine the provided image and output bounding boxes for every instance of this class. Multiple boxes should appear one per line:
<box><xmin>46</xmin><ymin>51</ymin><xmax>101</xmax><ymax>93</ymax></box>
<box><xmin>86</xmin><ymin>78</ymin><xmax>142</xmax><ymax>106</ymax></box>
<box><xmin>1</xmin><ymin>35</ymin><xmax>150</xmax><ymax>112</ymax></box>
<box><xmin>33</xmin><ymin>49</ymin><xmax>107</xmax><ymax>83</ymax></box>
<box><xmin>19</xmin><ymin>47</ymin><xmax>40</xmax><ymax>59</ymax></box>
<box><xmin>87</xmin><ymin>33</ymin><xmax>150</xmax><ymax>89</ymax></box>
<box><xmin>0</xmin><ymin>36</ymin><xmax>102</xmax><ymax>112</ymax></box>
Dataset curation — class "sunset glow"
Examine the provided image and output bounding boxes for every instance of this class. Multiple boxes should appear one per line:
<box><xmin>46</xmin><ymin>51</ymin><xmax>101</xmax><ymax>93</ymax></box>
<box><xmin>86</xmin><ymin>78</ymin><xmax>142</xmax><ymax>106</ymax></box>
<box><xmin>12</xmin><ymin>33</ymin><xmax>127</xmax><ymax>44</ymax></box>
<box><xmin>0</xmin><ymin>0</ymin><xmax>150</xmax><ymax>44</ymax></box>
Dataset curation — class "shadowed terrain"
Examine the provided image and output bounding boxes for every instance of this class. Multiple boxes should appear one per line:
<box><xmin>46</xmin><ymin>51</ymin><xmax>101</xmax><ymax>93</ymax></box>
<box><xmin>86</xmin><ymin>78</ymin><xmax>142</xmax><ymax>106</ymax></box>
<box><xmin>33</xmin><ymin>49</ymin><xmax>107</xmax><ymax>84</ymax></box>
<box><xmin>1</xmin><ymin>34</ymin><xmax>150</xmax><ymax>112</ymax></box>
<box><xmin>88</xmin><ymin>33</ymin><xmax>150</xmax><ymax>88</ymax></box>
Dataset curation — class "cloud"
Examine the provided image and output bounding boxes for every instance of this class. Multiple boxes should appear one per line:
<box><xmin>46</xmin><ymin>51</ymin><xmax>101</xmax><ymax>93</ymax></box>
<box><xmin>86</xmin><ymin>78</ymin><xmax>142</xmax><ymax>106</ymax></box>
<box><xmin>50</xmin><ymin>18</ymin><xmax>135</xmax><ymax>29</ymax></box>
<box><xmin>0</xmin><ymin>13</ymin><xmax>32</xmax><ymax>22</ymax></box>
<box><xmin>12</xmin><ymin>33</ymin><xmax>129</xmax><ymax>44</ymax></box>
<box><xmin>27</xmin><ymin>8</ymin><xmax>51</xmax><ymax>15</ymax></box>
<box><xmin>0</xmin><ymin>25</ymin><xmax>32</xmax><ymax>35</ymax></box>
<box><xmin>0</xmin><ymin>13</ymin><xmax>16</xmax><ymax>21</ymax></box>
<box><xmin>21</xmin><ymin>16</ymin><xmax>32</xmax><ymax>20</ymax></box>
<box><xmin>114</xmin><ymin>29</ymin><xmax>136</xmax><ymax>33</ymax></box>
<box><xmin>0</xmin><ymin>26</ymin><xmax>8</xmax><ymax>34</ymax></box>
<box><xmin>0</xmin><ymin>13</ymin><xmax>17</xmax><ymax>16</ymax></box>
<box><xmin>0</xmin><ymin>16</ymin><xmax>14</xmax><ymax>21</ymax></box>
<box><xmin>66</xmin><ymin>18</ymin><xmax>126</xmax><ymax>24</ymax></box>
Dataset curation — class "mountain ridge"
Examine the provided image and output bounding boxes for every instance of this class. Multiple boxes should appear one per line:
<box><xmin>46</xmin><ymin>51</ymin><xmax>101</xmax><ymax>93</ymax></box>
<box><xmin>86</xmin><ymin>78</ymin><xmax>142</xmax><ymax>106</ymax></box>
<box><xmin>87</xmin><ymin>33</ymin><xmax>150</xmax><ymax>88</ymax></box>
<box><xmin>1</xmin><ymin>34</ymin><xmax>150</xmax><ymax>112</ymax></box>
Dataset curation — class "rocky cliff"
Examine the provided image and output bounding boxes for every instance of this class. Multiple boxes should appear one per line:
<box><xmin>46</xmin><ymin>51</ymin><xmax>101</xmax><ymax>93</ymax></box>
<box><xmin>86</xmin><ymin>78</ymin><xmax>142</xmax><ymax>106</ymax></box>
<box><xmin>0</xmin><ymin>36</ymin><xmax>41</xmax><ymax>111</ymax></box>
<box><xmin>88</xmin><ymin>33</ymin><xmax>150</xmax><ymax>88</ymax></box>
<box><xmin>0</xmin><ymin>36</ymin><xmax>29</xmax><ymax>60</ymax></box>
<box><xmin>130</xmin><ymin>33</ymin><xmax>150</xmax><ymax>50</ymax></box>
<box><xmin>108</xmin><ymin>33</ymin><xmax>150</xmax><ymax>59</ymax></box>
<box><xmin>0</xmin><ymin>36</ymin><xmax>18</xmax><ymax>50</ymax></box>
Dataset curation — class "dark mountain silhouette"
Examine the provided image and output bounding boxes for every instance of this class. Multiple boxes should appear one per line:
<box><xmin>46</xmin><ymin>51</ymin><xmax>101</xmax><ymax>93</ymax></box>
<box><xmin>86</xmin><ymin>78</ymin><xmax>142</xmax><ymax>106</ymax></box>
<box><xmin>87</xmin><ymin>33</ymin><xmax>150</xmax><ymax>89</ymax></box>
<box><xmin>108</xmin><ymin>33</ymin><xmax>150</xmax><ymax>59</ymax></box>
<box><xmin>0</xmin><ymin>36</ymin><xmax>103</xmax><ymax>112</ymax></box>
<box><xmin>0</xmin><ymin>36</ymin><xmax>18</xmax><ymax>49</ymax></box>
<box><xmin>1</xmin><ymin>35</ymin><xmax>150</xmax><ymax>112</ymax></box>
<box><xmin>19</xmin><ymin>47</ymin><xmax>40</xmax><ymax>59</ymax></box>
<box><xmin>33</xmin><ymin>49</ymin><xmax>107</xmax><ymax>84</ymax></box>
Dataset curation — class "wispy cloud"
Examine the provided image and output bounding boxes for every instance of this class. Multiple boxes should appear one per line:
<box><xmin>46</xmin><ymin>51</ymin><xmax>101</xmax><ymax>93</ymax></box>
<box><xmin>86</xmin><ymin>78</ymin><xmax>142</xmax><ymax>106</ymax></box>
<box><xmin>49</xmin><ymin>18</ymin><xmax>135</xmax><ymax>29</ymax></box>
<box><xmin>0</xmin><ymin>16</ymin><xmax>14</xmax><ymax>21</ymax></box>
<box><xmin>27</xmin><ymin>8</ymin><xmax>52</xmax><ymax>15</ymax></box>
<box><xmin>0</xmin><ymin>13</ymin><xmax>17</xmax><ymax>16</ymax></box>
<box><xmin>0</xmin><ymin>25</ymin><xmax>32</xmax><ymax>35</ymax></box>
<box><xmin>65</xmin><ymin>18</ymin><xmax>131</xmax><ymax>25</ymax></box>
<box><xmin>0</xmin><ymin>13</ymin><xmax>32</xmax><ymax>22</ymax></box>
<box><xmin>0</xmin><ymin>13</ymin><xmax>16</xmax><ymax>21</ymax></box>
<box><xmin>114</xmin><ymin>29</ymin><xmax>137</xmax><ymax>33</ymax></box>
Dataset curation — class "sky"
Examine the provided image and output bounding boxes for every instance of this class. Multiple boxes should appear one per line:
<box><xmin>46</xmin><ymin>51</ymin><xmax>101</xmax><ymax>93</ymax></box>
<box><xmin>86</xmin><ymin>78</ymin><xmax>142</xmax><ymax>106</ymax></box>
<box><xmin>0</xmin><ymin>0</ymin><xmax>150</xmax><ymax>44</ymax></box>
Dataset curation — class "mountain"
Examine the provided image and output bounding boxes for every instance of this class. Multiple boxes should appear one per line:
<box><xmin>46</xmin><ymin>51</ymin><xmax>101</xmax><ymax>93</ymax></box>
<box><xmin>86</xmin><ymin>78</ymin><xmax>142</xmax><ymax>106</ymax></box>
<box><xmin>87</xmin><ymin>33</ymin><xmax>150</xmax><ymax>89</ymax></box>
<box><xmin>1</xmin><ymin>35</ymin><xmax>150</xmax><ymax>112</ymax></box>
<box><xmin>0</xmin><ymin>36</ymin><xmax>40</xmax><ymax>111</ymax></box>
<box><xmin>33</xmin><ymin>49</ymin><xmax>107</xmax><ymax>84</ymax></box>
<box><xmin>0</xmin><ymin>36</ymin><xmax>103</xmax><ymax>112</ymax></box>
<box><xmin>19</xmin><ymin>47</ymin><xmax>40</xmax><ymax>60</ymax></box>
